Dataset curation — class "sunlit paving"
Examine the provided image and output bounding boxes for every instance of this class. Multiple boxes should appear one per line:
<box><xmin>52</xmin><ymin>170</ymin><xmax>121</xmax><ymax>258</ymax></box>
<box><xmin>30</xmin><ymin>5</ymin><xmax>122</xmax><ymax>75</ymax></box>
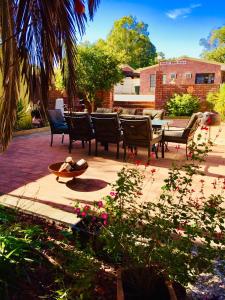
<box><xmin>1</xmin><ymin>1</ymin><xmax>225</xmax><ymax>299</ymax></box>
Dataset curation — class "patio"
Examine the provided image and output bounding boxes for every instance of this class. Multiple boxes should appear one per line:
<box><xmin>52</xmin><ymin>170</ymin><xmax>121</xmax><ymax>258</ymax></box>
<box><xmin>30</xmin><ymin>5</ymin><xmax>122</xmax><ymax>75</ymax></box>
<box><xmin>0</xmin><ymin>120</ymin><xmax>225</xmax><ymax>225</ymax></box>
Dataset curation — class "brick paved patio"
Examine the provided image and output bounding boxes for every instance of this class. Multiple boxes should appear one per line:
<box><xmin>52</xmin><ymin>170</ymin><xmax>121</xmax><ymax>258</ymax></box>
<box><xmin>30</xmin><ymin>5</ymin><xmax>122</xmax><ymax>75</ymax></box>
<box><xmin>0</xmin><ymin>121</ymin><xmax>225</xmax><ymax>225</ymax></box>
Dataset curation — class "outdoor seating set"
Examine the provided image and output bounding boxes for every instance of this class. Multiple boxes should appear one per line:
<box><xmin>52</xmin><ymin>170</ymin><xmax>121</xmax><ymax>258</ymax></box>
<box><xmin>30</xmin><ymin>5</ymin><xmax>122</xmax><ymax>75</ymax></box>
<box><xmin>48</xmin><ymin>109</ymin><xmax>201</xmax><ymax>162</ymax></box>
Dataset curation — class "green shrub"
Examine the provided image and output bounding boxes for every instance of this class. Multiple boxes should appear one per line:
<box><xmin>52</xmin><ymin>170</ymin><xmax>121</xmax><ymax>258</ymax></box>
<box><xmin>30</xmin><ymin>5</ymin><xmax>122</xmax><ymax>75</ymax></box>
<box><xmin>167</xmin><ymin>93</ymin><xmax>200</xmax><ymax>116</ymax></box>
<box><xmin>207</xmin><ymin>84</ymin><xmax>225</xmax><ymax>120</ymax></box>
<box><xmin>15</xmin><ymin>114</ymin><xmax>32</xmax><ymax>130</ymax></box>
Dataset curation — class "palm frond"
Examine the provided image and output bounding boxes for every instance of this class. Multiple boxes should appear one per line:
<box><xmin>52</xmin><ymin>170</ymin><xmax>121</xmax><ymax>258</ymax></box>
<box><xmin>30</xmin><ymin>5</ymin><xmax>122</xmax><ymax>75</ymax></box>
<box><xmin>0</xmin><ymin>0</ymin><xmax>100</xmax><ymax>151</ymax></box>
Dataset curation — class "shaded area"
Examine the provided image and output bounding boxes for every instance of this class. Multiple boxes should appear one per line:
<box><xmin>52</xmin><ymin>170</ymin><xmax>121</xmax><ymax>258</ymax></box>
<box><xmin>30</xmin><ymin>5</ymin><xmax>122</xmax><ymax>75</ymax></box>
<box><xmin>66</xmin><ymin>178</ymin><xmax>109</xmax><ymax>192</ymax></box>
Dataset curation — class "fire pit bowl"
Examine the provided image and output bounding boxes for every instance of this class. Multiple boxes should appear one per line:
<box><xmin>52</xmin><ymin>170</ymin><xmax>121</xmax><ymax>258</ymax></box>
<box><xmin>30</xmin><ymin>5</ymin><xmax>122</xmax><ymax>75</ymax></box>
<box><xmin>48</xmin><ymin>162</ymin><xmax>88</xmax><ymax>181</ymax></box>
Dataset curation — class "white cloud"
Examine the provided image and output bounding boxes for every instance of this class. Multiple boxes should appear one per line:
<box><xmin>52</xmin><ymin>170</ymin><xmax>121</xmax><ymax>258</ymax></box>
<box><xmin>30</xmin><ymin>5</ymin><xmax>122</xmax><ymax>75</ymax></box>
<box><xmin>166</xmin><ymin>3</ymin><xmax>202</xmax><ymax>20</ymax></box>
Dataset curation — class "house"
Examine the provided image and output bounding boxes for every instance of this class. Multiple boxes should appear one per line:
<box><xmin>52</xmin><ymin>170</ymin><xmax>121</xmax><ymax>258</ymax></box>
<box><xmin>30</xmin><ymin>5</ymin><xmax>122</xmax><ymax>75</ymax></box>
<box><xmin>113</xmin><ymin>57</ymin><xmax>225</xmax><ymax>110</ymax></box>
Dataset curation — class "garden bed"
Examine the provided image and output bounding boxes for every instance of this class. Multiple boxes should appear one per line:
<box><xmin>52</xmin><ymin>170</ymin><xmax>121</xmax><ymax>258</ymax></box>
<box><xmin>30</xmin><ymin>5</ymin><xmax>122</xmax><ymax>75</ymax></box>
<box><xmin>0</xmin><ymin>206</ymin><xmax>116</xmax><ymax>300</ymax></box>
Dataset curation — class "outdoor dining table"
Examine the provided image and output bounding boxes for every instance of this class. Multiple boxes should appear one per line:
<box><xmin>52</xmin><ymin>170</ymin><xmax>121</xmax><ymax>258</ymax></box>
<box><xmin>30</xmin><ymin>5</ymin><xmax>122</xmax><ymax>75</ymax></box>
<box><xmin>151</xmin><ymin>119</ymin><xmax>173</xmax><ymax>158</ymax></box>
<box><xmin>151</xmin><ymin>119</ymin><xmax>172</xmax><ymax>130</ymax></box>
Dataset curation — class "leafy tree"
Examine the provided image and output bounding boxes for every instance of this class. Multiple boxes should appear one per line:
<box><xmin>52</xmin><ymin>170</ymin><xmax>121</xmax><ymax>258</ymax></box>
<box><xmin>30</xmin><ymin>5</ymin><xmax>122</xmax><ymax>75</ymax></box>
<box><xmin>0</xmin><ymin>0</ymin><xmax>99</xmax><ymax>151</ymax></box>
<box><xmin>95</xmin><ymin>16</ymin><xmax>157</xmax><ymax>69</ymax></box>
<box><xmin>156</xmin><ymin>51</ymin><xmax>166</xmax><ymax>60</ymax></box>
<box><xmin>76</xmin><ymin>45</ymin><xmax>123</xmax><ymax>110</ymax></box>
<box><xmin>201</xmin><ymin>26</ymin><xmax>225</xmax><ymax>63</ymax></box>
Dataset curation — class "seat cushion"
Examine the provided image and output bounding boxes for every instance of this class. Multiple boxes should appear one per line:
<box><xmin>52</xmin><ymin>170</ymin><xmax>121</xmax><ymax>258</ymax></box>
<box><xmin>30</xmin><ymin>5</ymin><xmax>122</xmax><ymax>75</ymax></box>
<box><xmin>54</xmin><ymin>123</ymin><xmax>68</xmax><ymax>130</ymax></box>
<box><xmin>163</xmin><ymin>130</ymin><xmax>187</xmax><ymax>143</ymax></box>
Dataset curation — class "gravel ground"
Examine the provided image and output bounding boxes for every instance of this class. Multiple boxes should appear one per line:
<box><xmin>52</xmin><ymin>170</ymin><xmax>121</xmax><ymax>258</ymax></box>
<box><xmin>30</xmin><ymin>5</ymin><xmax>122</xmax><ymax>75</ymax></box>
<box><xmin>187</xmin><ymin>260</ymin><xmax>225</xmax><ymax>299</ymax></box>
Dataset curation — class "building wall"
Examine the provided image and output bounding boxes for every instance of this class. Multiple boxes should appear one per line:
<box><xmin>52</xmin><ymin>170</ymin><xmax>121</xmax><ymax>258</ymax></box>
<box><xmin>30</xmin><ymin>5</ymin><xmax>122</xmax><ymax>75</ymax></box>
<box><xmin>154</xmin><ymin>71</ymin><xmax>220</xmax><ymax>110</ymax></box>
<box><xmin>140</xmin><ymin>59</ymin><xmax>222</xmax><ymax>95</ymax></box>
<box><xmin>114</xmin><ymin>78</ymin><xmax>140</xmax><ymax>94</ymax></box>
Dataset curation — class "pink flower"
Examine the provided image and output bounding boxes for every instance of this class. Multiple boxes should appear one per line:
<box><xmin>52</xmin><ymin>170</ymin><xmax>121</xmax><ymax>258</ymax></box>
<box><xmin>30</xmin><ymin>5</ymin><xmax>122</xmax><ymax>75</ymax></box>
<box><xmin>101</xmin><ymin>213</ymin><xmax>108</xmax><ymax>220</ymax></box>
<box><xmin>103</xmin><ymin>220</ymin><xmax>107</xmax><ymax>226</ymax></box>
<box><xmin>81</xmin><ymin>211</ymin><xmax>86</xmax><ymax>217</ymax></box>
<box><xmin>97</xmin><ymin>201</ymin><xmax>104</xmax><ymax>208</ymax></box>
<box><xmin>92</xmin><ymin>216</ymin><xmax>96</xmax><ymax>221</ymax></box>
<box><xmin>110</xmin><ymin>191</ymin><xmax>117</xmax><ymax>197</ymax></box>
<box><xmin>75</xmin><ymin>208</ymin><xmax>80</xmax><ymax>214</ymax></box>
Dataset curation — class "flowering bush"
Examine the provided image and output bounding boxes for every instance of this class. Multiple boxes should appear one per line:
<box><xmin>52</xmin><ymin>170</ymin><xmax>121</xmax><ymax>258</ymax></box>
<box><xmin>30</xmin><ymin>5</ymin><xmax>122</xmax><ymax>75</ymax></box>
<box><xmin>75</xmin><ymin>201</ymin><xmax>109</xmax><ymax>227</ymax></box>
<box><xmin>74</xmin><ymin>132</ymin><xmax>225</xmax><ymax>287</ymax></box>
<box><xmin>103</xmin><ymin>134</ymin><xmax>225</xmax><ymax>285</ymax></box>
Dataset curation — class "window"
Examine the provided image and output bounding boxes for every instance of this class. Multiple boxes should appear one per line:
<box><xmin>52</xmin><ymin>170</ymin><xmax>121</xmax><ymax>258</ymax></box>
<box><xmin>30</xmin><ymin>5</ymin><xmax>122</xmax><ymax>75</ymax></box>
<box><xmin>170</xmin><ymin>73</ymin><xmax>177</xmax><ymax>79</ymax></box>
<box><xmin>163</xmin><ymin>74</ymin><xmax>167</xmax><ymax>84</ymax></box>
<box><xmin>150</xmin><ymin>74</ymin><xmax>156</xmax><ymax>92</ymax></box>
<box><xmin>195</xmin><ymin>73</ymin><xmax>215</xmax><ymax>84</ymax></box>
<box><xmin>185</xmin><ymin>72</ymin><xmax>192</xmax><ymax>79</ymax></box>
<box><xmin>134</xmin><ymin>86</ymin><xmax>140</xmax><ymax>95</ymax></box>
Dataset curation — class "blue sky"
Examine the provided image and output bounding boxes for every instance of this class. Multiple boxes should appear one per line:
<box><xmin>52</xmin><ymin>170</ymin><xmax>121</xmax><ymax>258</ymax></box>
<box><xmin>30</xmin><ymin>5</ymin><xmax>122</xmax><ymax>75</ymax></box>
<box><xmin>80</xmin><ymin>0</ymin><xmax>225</xmax><ymax>58</ymax></box>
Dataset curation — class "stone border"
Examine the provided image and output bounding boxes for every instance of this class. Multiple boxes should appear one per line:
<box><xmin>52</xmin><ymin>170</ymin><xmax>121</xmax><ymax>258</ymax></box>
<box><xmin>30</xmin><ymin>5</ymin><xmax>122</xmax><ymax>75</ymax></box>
<box><xmin>13</xmin><ymin>126</ymin><xmax>50</xmax><ymax>137</ymax></box>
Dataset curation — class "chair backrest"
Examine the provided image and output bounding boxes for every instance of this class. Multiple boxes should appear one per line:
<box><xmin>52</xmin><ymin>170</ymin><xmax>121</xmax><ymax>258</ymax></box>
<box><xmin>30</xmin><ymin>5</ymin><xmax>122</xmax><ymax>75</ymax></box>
<box><xmin>143</xmin><ymin>109</ymin><xmax>165</xmax><ymax>120</ymax></box>
<box><xmin>121</xmin><ymin>108</ymin><xmax>137</xmax><ymax>115</ymax></box>
<box><xmin>55</xmin><ymin>98</ymin><xmax>64</xmax><ymax>116</ymax></box>
<box><xmin>120</xmin><ymin>117</ymin><xmax>153</xmax><ymax>146</ymax></box>
<box><xmin>91</xmin><ymin>112</ymin><xmax>119</xmax><ymax>121</ymax></box>
<box><xmin>182</xmin><ymin>113</ymin><xmax>200</xmax><ymax>138</ymax></box>
<box><xmin>65</xmin><ymin>115</ymin><xmax>93</xmax><ymax>139</ymax></box>
<box><xmin>96</xmin><ymin>107</ymin><xmax>113</xmax><ymax>113</ymax></box>
<box><xmin>48</xmin><ymin>109</ymin><xmax>65</xmax><ymax>130</ymax></box>
<box><xmin>91</xmin><ymin>117</ymin><xmax>121</xmax><ymax>142</ymax></box>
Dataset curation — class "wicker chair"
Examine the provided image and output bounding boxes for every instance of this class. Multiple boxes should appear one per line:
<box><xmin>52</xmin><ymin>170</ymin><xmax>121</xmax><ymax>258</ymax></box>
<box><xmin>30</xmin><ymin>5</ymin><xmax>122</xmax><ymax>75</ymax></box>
<box><xmin>91</xmin><ymin>115</ymin><xmax>122</xmax><ymax>159</ymax></box>
<box><xmin>120</xmin><ymin>116</ymin><xmax>162</xmax><ymax>163</ymax></box>
<box><xmin>65</xmin><ymin>114</ymin><xmax>94</xmax><ymax>155</ymax></box>
<box><xmin>162</xmin><ymin>113</ymin><xmax>201</xmax><ymax>159</ymax></box>
<box><xmin>47</xmin><ymin>109</ymin><xmax>68</xmax><ymax>146</ymax></box>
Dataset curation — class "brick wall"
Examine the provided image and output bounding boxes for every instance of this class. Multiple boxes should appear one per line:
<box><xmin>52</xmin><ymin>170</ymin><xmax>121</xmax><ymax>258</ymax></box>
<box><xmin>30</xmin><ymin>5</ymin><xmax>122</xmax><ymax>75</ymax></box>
<box><xmin>140</xmin><ymin>58</ymin><xmax>222</xmax><ymax>95</ymax></box>
<box><xmin>155</xmin><ymin>80</ymin><xmax>220</xmax><ymax>110</ymax></box>
<box><xmin>48</xmin><ymin>89</ymin><xmax>113</xmax><ymax>111</ymax></box>
<box><xmin>95</xmin><ymin>90</ymin><xmax>114</xmax><ymax>109</ymax></box>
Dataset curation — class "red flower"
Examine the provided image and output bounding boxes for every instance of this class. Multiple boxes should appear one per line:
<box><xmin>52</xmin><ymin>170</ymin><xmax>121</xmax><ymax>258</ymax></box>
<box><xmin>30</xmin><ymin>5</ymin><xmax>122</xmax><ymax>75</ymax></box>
<box><xmin>150</xmin><ymin>168</ymin><xmax>156</xmax><ymax>174</ymax></box>
<box><xmin>97</xmin><ymin>201</ymin><xmax>104</xmax><ymax>208</ymax></box>
<box><xmin>201</xmin><ymin>126</ymin><xmax>209</xmax><ymax>131</ymax></box>
<box><xmin>84</xmin><ymin>205</ymin><xmax>90</xmax><ymax>211</ymax></box>
<box><xmin>135</xmin><ymin>160</ymin><xmax>141</xmax><ymax>166</ymax></box>
<box><xmin>206</xmin><ymin>117</ymin><xmax>212</xmax><ymax>125</ymax></box>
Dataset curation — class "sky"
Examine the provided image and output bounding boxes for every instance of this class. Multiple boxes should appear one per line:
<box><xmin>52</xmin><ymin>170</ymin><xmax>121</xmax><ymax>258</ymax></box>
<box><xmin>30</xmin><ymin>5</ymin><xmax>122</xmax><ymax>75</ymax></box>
<box><xmin>80</xmin><ymin>0</ymin><xmax>225</xmax><ymax>58</ymax></box>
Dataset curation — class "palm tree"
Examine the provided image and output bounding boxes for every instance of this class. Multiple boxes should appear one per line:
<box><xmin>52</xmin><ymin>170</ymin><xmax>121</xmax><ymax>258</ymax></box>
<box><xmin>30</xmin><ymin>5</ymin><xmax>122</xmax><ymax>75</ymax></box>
<box><xmin>0</xmin><ymin>0</ymin><xmax>100</xmax><ymax>151</ymax></box>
